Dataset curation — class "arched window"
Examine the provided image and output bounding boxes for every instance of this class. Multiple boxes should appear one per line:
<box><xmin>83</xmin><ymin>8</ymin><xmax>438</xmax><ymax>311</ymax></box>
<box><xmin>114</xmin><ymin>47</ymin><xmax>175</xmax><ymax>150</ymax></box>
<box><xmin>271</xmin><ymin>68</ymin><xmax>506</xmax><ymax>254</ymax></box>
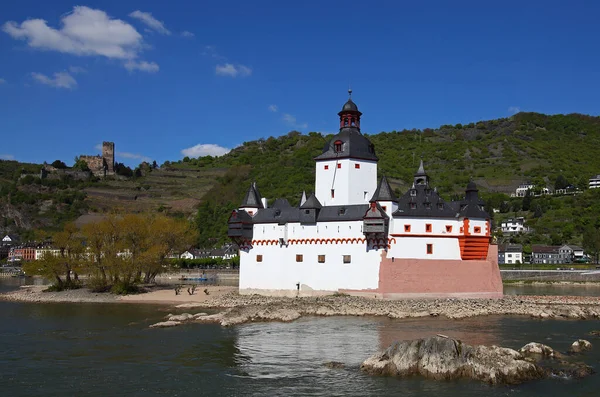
<box><xmin>334</xmin><ymin>140</ymin><xmax>343</xmax><ymax>152</ymax></box>
<box><xmin>343</xmin><ymin>118</ymin><xmax>349</xmax><ymax>126</ymax></box>
<box><xmin>351</xmin><ymin>118</ymin><xmax>355</xmax><ymax>126</ymax></box>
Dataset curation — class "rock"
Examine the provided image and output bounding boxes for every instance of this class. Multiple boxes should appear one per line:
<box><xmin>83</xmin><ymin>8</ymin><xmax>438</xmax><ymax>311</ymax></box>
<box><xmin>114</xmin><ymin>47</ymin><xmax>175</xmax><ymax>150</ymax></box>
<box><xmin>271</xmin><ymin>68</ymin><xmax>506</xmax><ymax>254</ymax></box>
<box><xmin>519</xmin><ymin>342</ymin><xmax>562</xmax><ymax>359</ymax></box>
<box><xmin>193</xmin><ymin>312</ymin><xmax>208</xmax><ymax>318</ymax></box>
<box><xmin>149</xmin><ymin>320</ymin><xmax>181</xmax><ymax>328</ymax></box>
<box><xmin>323</xmin><ymin>361</ymin><xmax>345</xmax><ymax>369</ymax></box>
<box><xmin>361</xmin><ymin>336</ymin><xmax>544</xmax><ymax>385</ymax></box>
<box><xmin>588</xmin><ymin>330</ymin><xmax>600</xmax><ymax>337</ymax></box>
<box><xmin>175</xmin><ymin>303</ymin><xmax>205</xmax><ymax>308</ymax></box>
<box><xmin>166</xmin><ymin>313</ymin><xmax>194</xmax><ymax>322</ymax></box>
<box><xmin>569</xmin><ymin>339</ymin><xmax>592</xmax><ymax>353</ymax></box>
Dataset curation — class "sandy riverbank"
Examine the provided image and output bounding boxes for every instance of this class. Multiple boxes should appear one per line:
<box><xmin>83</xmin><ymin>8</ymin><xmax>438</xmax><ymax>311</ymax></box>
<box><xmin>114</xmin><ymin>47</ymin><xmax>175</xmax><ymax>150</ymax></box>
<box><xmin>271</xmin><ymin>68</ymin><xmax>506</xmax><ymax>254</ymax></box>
<box><xmin>3</xmin><ymin>285</ymin><xmax>600</xmax><ymax>326</ymax></box>
<box><xmin>0</xmin><ymin>285</ymin><xmax>236</xmax><ymax>304</ymax></box>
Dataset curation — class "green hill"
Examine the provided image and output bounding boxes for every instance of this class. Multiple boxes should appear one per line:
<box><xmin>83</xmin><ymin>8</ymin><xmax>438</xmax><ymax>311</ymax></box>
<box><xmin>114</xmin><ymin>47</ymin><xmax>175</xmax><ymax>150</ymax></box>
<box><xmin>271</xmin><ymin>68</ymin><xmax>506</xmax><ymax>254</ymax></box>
<box><xmin>3</xmin><ymin>112</ymin><xmax>600</xmax><ymax>248</ymax></box>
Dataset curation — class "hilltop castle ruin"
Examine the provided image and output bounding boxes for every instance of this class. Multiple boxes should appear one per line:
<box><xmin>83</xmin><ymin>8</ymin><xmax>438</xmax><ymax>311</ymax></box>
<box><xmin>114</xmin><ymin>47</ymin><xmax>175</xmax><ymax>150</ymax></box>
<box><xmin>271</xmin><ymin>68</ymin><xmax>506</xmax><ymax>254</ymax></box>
<box><xmin>80</xmin><ymin>142</ymin><xmax>115</xmax><ymax>177</ymax></box>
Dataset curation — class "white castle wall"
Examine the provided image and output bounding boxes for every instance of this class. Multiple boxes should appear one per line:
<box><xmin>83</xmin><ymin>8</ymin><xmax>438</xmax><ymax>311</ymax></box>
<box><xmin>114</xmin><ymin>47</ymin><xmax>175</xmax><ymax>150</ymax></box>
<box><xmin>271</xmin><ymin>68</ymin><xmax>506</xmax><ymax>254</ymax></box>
<box><xmin>315</xmin><ymin>159</ymin><xmax>377</xmax><ymax>206</ymax></box>
<box><xmin>239</xmin><ymin>243</ymin><xmax>382</xmax><ymax>293</ymax></box>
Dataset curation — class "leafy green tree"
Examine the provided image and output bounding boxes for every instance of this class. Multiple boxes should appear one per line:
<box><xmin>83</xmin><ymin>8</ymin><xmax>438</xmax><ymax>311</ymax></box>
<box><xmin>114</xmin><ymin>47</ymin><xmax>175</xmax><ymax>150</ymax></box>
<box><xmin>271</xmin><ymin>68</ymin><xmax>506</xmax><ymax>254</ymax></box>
<box><xmin>72</xmin><ymin>157</ymin><xmax>90</xmax><ymax>172</ymax></box>
<box><xmin>554</xmin><ymin>175</ymin><xmax>569</xmax><ymax>190</ymax></box>
<box><xmin>583</xmin><ymin>227</ymin><xmax>600</xmax><ymax>264</ymax></box>
<box><xmin>522</xmin><ymin>191</ymin><xmax>533</xmax><ymax>211</ymax></box>
<box><xmin>51</xmin><ymin>160</ymin><xmax>67</xmax><ymax>169</ymax></box>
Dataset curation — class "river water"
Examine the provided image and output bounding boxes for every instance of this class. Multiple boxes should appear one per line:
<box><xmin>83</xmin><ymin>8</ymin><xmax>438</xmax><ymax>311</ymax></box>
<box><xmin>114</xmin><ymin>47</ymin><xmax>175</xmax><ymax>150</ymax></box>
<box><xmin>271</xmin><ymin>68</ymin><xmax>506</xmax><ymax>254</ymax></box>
<box><xmin>1</xmin><ymin>279</ymin><xmax>600</xmax><ymax>396</ymax></box>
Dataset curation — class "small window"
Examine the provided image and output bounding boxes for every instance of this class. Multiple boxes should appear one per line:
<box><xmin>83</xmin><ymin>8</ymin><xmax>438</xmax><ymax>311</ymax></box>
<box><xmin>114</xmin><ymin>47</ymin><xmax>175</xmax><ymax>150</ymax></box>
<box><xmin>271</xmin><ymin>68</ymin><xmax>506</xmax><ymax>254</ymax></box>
<box><xmin>256</xmin><ymin>255</ymin><xmax>263</xmax><ymax>262</ymax></box>
<box><xmin>337</xmin><ymin>163</ymin><xmax>341</xmax><ymax>169</ymax></box>
<box><xmin>324</xmin><ymin>165</ymin><xmax>329</xmax><ymax>170</ymax></box>
<box><xmin>381</xmin><ymin>206</ymin><xmax>387</xmax><ymax>212</ymax></box>
<box><xmin>355</xmin><ymin>163</ymin><xmax>360</xmax><ymax>169</ymax></box>
<box><xmin>410</xmin><ymin>190</ymin><xmax>417</xmax><ymax>196</ymax></box>
<box><xmin>296</xmin><ymin>254</ymin><xmax>303</xmax><ymax>262</ymax></box>
<box><xmin>248</xmin><ymin>211</ymin><xmax>253</xmax><ymax>215</ymax></box>
<box><xmin>404</xmin><ymin>224</ymin><xmax>411</xmax><ymax>232</ymax></box>
<box><xmin>331</xmin><ymin>189</ymin><xmax>335</xmax><ymax>198</ymax></box>
<box><xmin>474</xmin><ymin>226</ymin><xmax>481</xmax><ymax>233</ymax></box>
<box><xmin>334</xmin><ymin>140</ymin><xmax>343</xmax><ymax>152</ymax></box>
<box><xmin>343</xmin><ymin>255</ymin><xmax>351</xmax><ymax>264</ymax></box>
<box><xmin>338</xmin><ymin>208</ymin><xmax>346</xmax><ymax>215</ymax></box>
<box><xmin>318</xmin><ymin>255</ymin><xmax>325</xmax><ymax>263</ymax></box>
<box><xmin>304</xmin><ymin>209</ymin><xmax>310</xmax><ymax>214</ymax></box>
<box><xmin>426</xmin><ymin>244</ymin><xmax>433</xmax><ymax>254</ymax></box>
<box><xmin>425</xmin><ymin>203</ymin><xmax>431</xmax><ymax>210</ymax></box>
<box><xmin>445</xmin><ymin>225</ymin><xmax>452</xmax><ymax>233</ymax></box>
<box><xmin>410</xmin><ymin>203</ymin><xmax>417</xmax><ymax>209</ymax></box>
<box><xmin>426</xmin><ymin>224</ymin><xmax>432</xmax><ymax>232</ymax></box>
<box><xmin>438</xmin><ymin>203</ymin><xmax>444</xmax><ymax>210</ymax></box>
<box><xmin>460</xmin><ymin>227</ymin><xmax>464</xmax><ymax>233</ymax></box>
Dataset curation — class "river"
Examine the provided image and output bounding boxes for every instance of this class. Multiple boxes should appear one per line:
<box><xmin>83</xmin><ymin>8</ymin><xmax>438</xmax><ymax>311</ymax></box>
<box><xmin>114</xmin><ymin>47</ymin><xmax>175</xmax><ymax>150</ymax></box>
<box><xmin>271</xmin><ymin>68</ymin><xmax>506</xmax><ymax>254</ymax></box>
<box><xmin>1</xmin><ymin>279</ymin><xmax>599</xmax><ymax>396</ymax></box>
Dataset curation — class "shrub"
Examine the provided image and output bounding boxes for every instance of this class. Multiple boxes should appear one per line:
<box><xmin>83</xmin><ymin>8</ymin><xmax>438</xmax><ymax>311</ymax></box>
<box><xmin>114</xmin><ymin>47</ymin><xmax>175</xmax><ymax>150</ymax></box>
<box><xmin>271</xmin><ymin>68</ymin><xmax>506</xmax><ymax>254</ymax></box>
<box><xmin>111</xmin><ymin>281</ymin><xmax>141</xmax><ymax>295</ymax></box>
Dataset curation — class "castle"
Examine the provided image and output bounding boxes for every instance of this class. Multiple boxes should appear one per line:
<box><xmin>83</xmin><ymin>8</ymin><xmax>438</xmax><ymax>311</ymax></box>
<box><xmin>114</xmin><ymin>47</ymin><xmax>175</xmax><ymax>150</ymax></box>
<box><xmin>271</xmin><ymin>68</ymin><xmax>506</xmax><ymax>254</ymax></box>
<box><xmin>228</xmin><ymin>92</ymin><xmax>502</xmax><ymax>299</ymax></box>
<box><xmin>80</xmin><ymin>141</ymin><xmax>115</xmax><ymax>177</ymax></box>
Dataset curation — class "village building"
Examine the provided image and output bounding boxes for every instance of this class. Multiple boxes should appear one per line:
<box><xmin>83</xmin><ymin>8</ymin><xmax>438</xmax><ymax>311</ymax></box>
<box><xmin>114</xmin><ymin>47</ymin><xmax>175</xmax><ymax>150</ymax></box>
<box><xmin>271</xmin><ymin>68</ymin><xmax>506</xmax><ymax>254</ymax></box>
<box><xmin>500</xmin><ymin>217</ymin><xmax>530</xmax><ymax>234</ymax></box>
<box><xmin>498</xmin><ymin>244</ymin><xmax>523</xmax><ymax>265</ymax></box>
<box><xmin>228</xmin><ymin>92</ymin><xmax>502</xmax><ymax>298</ymax></box>
<box><xmin>589</xmin><ymin>175</ymin><xmax>600</xmax><ymax>189</ymax></box>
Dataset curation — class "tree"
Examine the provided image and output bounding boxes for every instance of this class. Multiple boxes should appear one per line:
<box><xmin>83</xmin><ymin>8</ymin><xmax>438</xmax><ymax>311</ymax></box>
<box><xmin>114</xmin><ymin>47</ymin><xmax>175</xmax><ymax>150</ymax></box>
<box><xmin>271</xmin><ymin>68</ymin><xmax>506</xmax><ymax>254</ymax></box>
<box><xmin>51</xmin><ymin>160</ymin><xmax>67</xmax><ymax>169</ymax></box>
<box><xmin>554</xmin><ymin>175</ymin><xmax>569</xmax><ymax>190</ymax></box>
<box><xmin>152</xmin><ymin>160</ymin><xmax>158</xmax><ymax>169</ymax></box>
<box><xmin>533</xmin><ymin>205</ymin><xmax>543</xmax><ymax>218</ymax></box>
<box><xmin>72</xmin><ymin>157</ymin><xmax>90</xmax><ymax>172</ymax></box>
<box><xmin>583</xmin><ymin>227</ymin><xmax>600</xmax><ymax>264</ymax></box>
<box><xmin>522</xmin><ymin>190</ymin><xmax>533</xmax><ymax>211</ymax></box>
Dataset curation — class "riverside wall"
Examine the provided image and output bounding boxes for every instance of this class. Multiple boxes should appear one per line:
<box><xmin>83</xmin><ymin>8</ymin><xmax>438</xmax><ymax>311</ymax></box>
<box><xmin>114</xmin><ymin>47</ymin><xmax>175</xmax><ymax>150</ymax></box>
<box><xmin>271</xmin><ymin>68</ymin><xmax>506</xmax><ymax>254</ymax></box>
<box><xmin>501</xmin><ymin>270</ymin><xmax>600</xmax><ymax>282</ymax></box>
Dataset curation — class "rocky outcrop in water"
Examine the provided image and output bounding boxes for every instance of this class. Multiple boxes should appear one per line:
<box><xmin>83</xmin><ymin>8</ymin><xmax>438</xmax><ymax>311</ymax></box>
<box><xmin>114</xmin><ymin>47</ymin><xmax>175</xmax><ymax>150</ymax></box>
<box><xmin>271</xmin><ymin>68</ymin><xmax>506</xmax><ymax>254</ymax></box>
<box><xmin>361</xmin><ymin>336</ymin><xmax>543</xmax><ymax>384</ymax></box>
<box><xmin>569</xmin><ymin>339</ymin><xmax>592</xmax><ymax>353</ymax></box>
<box><xmin>361</xmin><ymin>336</ymin><xmax>595</xmax><ymax>385</ymax></box>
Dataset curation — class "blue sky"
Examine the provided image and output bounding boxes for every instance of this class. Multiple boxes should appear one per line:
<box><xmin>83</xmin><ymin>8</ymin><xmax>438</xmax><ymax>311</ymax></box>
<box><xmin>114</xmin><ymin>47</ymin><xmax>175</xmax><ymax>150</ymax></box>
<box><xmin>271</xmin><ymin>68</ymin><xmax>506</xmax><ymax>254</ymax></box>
<box><xmin>1</xmin><ymin>1</ymin><xmax>600</xmax><ymax>166</ymax></box>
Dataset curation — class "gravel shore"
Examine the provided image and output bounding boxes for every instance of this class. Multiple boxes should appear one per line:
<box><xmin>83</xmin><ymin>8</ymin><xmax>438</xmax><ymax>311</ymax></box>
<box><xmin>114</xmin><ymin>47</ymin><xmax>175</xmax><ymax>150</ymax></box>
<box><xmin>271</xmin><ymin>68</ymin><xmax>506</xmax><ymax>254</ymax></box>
<box><xmin>4</xmin><ymin>285</ymin><xmax>600</xmax><ymax>326</ymax></box>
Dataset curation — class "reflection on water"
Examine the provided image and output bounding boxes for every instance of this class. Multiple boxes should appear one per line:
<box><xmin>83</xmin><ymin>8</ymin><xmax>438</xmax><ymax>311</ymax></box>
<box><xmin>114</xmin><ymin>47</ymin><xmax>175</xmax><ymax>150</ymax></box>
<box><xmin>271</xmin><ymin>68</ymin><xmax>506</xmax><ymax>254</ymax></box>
<box><xmin>2</xmin><ymin>277</ymin><xmax>600</xmax><ymax>397</ymax></box>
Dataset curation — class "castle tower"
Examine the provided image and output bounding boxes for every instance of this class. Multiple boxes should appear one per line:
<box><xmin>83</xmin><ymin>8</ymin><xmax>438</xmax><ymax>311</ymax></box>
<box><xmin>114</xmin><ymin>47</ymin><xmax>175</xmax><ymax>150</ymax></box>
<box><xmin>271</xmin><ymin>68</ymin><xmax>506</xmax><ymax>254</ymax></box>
<box><xmin>102</xmin><ymin>142</ymin><xmax>115</xmax><ymax>173</ymax></box>
<box><xmin>314</xmin><ymin>90</ymin><xmax>378</xmax><ymax>206</ymax></box>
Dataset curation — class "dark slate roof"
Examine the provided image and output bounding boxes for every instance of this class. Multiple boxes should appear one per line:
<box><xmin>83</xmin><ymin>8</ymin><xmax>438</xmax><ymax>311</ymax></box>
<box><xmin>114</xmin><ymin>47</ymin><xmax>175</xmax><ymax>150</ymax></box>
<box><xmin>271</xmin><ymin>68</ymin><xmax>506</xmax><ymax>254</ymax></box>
<box><xmin>370</xmin><ymin>176</ymin><xmax>398</xmax><ymax>202</ymax></box>
<box><xmin>532</xmin><ymin>245</ymin><xmax>560</xmax><ymax>254</ymax></box>
<box><xmin>252</xmin><ymin>204</ymin><xmax>370</xmax><ymax>224</ymax></box>
<box><xmin>456</xmin><ymin>181</ymin><xmax>489</xmax><ymax>219</ymax></box>
<box><xmin>364</xmin><ymin>202</ymin><xmax>389</xmax><ymax>220</ymax></box>
<box><xmin>498</xmin><ymin>244</ymin><xmax>522</xmax><ymax>253</ymax></box>
<box><xmin>228</xmin><ymin>209</ymin><xmax>253</xmax><ymax>224</ymax></box>
<box><xmin>316</xmin><ymin>204</ymin><xmax>370</xmax><ymax>222</ymax></box>
<box><xmin>393</xmin><ymin>184</ymin><xmax>456</xmax><ymax>218</ymax></box>
<box><xmin>341</xmin><ymin>98</ymin><xmax>359</xmax><ymax>112</ymax></box>
<box><xmin>240</xmin><ymin>183</ymin><xmax>263</xmax><ymax>209</ymax></box>
<box><xmin>271</xmin><ymin>198</ymin><xmax>291</xmax><ymax>208</ymax></box>
<box><xmin>300</xmin><ymin>194</ymin><xmax>322</xmax><ymax>209</ymax></box>
<box><xmin>314</xmin><ymin>127</ymin><xmax>378</xmax><ymax>161</ymax></box>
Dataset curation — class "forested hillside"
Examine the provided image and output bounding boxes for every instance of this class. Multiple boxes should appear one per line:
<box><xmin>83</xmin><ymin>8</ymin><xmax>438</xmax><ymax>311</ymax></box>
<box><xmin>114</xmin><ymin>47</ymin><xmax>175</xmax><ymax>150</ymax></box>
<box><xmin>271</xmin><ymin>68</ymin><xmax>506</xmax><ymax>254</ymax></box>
<box><xmin>191</xmin><ymin>112</ymin><xmax>600</xmax><ymax>246</ymax></box>
<box><xmin>3</xmin><ymin>112</ymin><xmax>600</xmax><ymax>248</ymax></box>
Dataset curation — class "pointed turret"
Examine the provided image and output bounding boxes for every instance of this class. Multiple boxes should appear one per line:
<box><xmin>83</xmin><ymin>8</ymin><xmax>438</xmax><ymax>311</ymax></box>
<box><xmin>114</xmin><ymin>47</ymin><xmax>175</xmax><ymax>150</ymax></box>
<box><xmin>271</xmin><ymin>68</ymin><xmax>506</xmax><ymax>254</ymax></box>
<box><xmin>240</xmin><ymin>182</ymin><xmax>263</xmax><ymax>209</ymax></box>
<box><xmin>300</xmin><ymin>191</ymin><xmax>307</xmax><ymax>206</ymax></box>
<box><xmin>300</xmin><ymin>193</ymin><xmax>322</xmax><ymax>224</ymax></box>
<box><xmin>458</xmin><ymin>180</ymin><xmax>488</xmax><ymax>219</ymax></box>
<box><xmin>414</xmin><ymin>159</ymin><xmax>429</xmax><ymax>186</ymax></box>
<box><xmin>370</xmin><ymin>176</ymin><xmax>398</xmax><ymax>202</ymax></box>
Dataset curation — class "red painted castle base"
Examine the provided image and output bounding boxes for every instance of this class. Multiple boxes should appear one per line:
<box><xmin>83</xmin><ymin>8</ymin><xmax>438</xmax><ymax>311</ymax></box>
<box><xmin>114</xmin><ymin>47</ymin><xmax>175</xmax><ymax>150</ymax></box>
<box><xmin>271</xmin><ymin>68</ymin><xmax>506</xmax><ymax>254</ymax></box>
<box><xmin>342</xmin><ymin>245</ymin><xmax>503</xmax><ymax>299</ymax></box>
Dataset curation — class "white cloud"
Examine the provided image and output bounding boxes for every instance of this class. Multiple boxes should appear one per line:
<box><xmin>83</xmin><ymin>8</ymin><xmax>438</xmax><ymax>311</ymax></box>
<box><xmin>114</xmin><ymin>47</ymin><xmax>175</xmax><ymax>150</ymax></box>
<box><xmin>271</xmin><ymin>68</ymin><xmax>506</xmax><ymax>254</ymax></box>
<box><xmin>31</xmin><ymin>72</ymin><xmax>77</xmax><ymax>89</ymax></box>
<box><xmin>129</xmin><ymin>10</ymin><xmax>171</xmax><ymax>35</ymax></box>
<box><xmin>0</xmin><ymin>154</ymin><xmax>15</xmax><ymax>160</ymax></box>
<box><xmin>68</xmin><ymin>66</ymin><xmax>86</xmax><ymax>74</ymax></box>
<box><xmin>268</xmin><ymin>104</ymin><xmax>278</xmax><ymax>112</ymax></box>
<box><xmin>117</xmin><ymin>151</ymin><xmax>151</xmax><ymax>163</ymax></box>
<box><xmin>181</xmin><ymin>144</ymin><xmax>231</xmax><ymax>157</ymax></box>
<box><xmin>508</xmin><ymin>106</ymin><xmax>520</xmax><ymax>115</ymax></box>
<box><xmin>124</xmin><ymin>60</ymin><xmax>159</xmax><ymax>73</ymax></box>
<box><xmin>181</xmin><ymin>31</ymin><xmax>194</xmax><ymax>38</ymax></box>
<box><xmin>215</xmin><ymin>63</ymin><xmax>252</xmax><ymax>77</ymax></box>
<box><xmin>282</xmin><ymin>113</ymin><xmax>308</xmax><ymax>130</ymax></box>
<box><xmin>3</xmin><ymin>6</ymin><xmax>143</xmax><ymax>60</ymax></box>
<box><xmin>0</xmin><ymin>78</ymin><xmax>6</xmax><ymax>84</ymax></box>
<box><xmin>3</xmin><ymin>6</ymin><xmax>158</xmax><ymax>73</ymax></box>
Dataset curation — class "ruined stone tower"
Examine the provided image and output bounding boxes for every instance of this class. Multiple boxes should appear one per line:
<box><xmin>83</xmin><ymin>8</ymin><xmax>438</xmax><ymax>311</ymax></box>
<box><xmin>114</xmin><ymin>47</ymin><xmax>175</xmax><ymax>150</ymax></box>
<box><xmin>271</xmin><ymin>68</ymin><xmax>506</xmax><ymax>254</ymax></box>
<box><xmin>102</xmin><ymin>141</ymin><xmax>115</xmax><ymax>173</ymax></box>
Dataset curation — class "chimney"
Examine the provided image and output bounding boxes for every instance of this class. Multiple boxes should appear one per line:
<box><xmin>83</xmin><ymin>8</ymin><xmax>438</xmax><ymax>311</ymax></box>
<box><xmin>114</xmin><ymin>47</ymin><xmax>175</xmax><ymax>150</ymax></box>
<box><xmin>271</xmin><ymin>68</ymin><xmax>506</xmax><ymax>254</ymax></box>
<box><xmin>261</xmin><ymin>198</ymin><xmax>268</xmax><ymax>208</ymax></box>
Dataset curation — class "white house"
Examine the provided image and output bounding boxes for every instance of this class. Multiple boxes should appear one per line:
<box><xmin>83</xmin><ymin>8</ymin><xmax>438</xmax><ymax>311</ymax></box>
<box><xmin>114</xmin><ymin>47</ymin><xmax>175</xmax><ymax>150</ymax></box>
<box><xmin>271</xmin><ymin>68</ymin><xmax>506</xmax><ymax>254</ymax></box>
<box><xmin>589</xmin><ymin>175</ymin><xmax>600</xmax><ymax>189</ymax></box>
<box><xmin>498</xmin><ymin>244</ymin><xmax>523</xmax><ymax>265</ymax></box>
<box><xmin>227</xmin><ymin>92</ymin><xmax>502</xmax><ymax>299</ymax></box>
<box><xmin>500</xmin><ymin>217</ymin><xmax>529</xmax><ymax>234</ymax></box>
